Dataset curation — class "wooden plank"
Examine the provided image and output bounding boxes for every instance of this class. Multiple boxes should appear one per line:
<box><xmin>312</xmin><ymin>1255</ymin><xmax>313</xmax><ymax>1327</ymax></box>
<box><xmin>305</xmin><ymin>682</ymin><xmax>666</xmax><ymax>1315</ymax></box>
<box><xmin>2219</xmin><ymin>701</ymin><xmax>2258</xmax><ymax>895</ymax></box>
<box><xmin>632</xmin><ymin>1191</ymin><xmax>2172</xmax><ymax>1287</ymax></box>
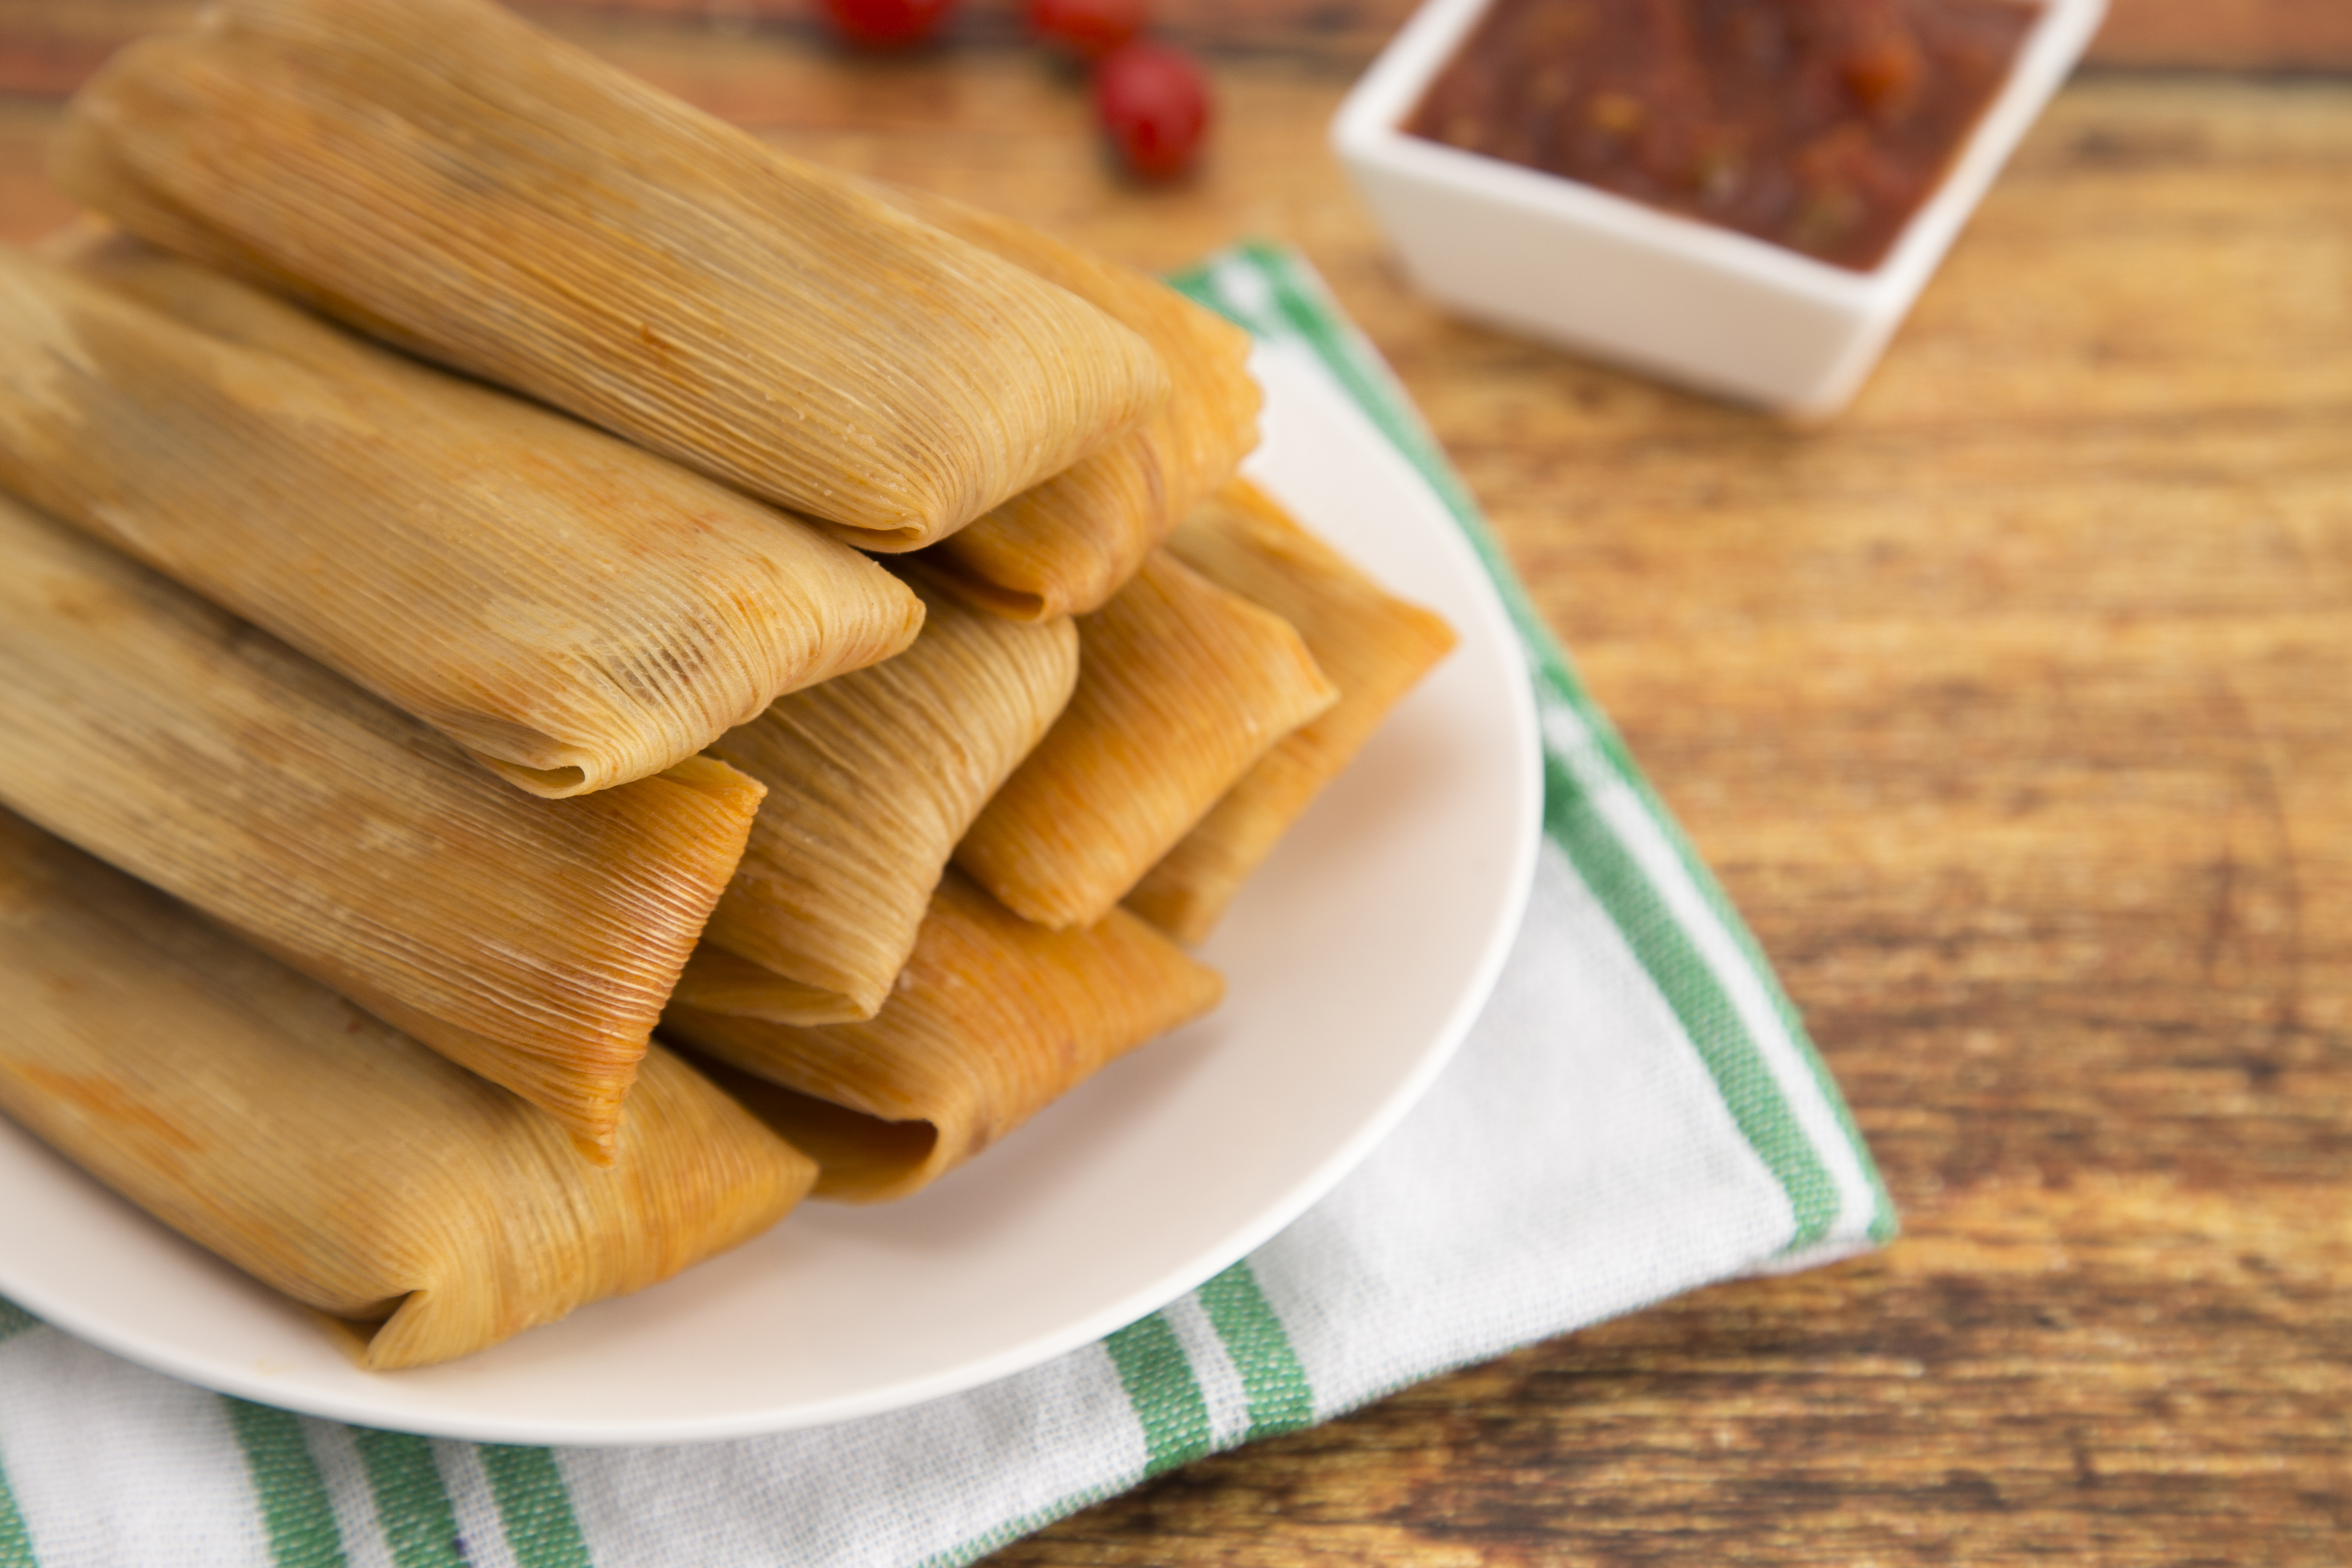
<box><xmin>2</xmin><ymin>0</ymin><xmax>2349</xmax><ymax>101</ymax></box>
<box><xmin>2095</xmin><ymin>0</ymin><xmax>2352</xmax><ymax>69</ymax></box>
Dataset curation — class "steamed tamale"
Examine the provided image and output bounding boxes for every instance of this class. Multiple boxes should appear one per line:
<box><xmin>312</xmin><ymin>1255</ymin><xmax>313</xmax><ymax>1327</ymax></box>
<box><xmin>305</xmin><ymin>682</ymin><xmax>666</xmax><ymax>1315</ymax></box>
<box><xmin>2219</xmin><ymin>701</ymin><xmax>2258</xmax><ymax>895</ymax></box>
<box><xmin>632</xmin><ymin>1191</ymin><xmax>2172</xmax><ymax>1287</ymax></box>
<box><xmin>0</xmin><ymin>811</ymin><xmax>814</xmax><ymax>1371</ymax></box>
<box><xmin>885</xmin><ymin>185</ymin><xmax>1262</xmax><ymax>620</ymax></box>
<box><xmin>0</xmin><ymin>490</ymin><xmax>763</xmax><ymax>1161</ymax></box>
<box><xmin>667</xmin><ymin>870</ymin><xmax>1223</xmax><ymax>1203</ymax></box>
<box><xmin>955</xmin><ymin>550</ymin><xmax>1341</xmax><ymax>930</ymax></box>
<box><xmin>53</xmin><ymin>0</ymin><xmax>1167</xmax><ymax>548</ymax></box>
<box><xmin>1129</xmin><ymin>479</ymin><xmax>1458</xmax><ymax>943</ymax></box>
<box><xmin>684</xmin><ymin>579</ymin><xmax>1079</xmax><ymax>1025</ymax></box>
<box><xmin>0</xmin><ymin>237</ymin><xmax>923</xmax><ymax>798</ymax></box>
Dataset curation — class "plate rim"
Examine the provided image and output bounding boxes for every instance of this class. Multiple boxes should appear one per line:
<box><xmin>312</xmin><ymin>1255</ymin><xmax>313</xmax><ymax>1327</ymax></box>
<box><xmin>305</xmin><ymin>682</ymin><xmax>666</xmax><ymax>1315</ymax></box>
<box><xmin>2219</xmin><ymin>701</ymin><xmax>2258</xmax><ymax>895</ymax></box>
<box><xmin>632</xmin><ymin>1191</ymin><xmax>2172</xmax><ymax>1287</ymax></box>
<box><xmin>0</xmin><ymin>351</ymin><xmax>1545</xmax><ymax>1446</ymax></box>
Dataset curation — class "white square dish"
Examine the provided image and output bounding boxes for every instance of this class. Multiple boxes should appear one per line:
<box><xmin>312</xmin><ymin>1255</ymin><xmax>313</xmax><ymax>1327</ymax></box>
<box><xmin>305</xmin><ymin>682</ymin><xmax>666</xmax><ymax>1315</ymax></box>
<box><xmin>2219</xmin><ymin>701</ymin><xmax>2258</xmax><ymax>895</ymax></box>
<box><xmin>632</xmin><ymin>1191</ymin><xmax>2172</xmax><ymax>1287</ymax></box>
<box><xmin>1332</xmin><ymin>0</ymin><xmax>2106</xmax><ymax>417</ymax></box>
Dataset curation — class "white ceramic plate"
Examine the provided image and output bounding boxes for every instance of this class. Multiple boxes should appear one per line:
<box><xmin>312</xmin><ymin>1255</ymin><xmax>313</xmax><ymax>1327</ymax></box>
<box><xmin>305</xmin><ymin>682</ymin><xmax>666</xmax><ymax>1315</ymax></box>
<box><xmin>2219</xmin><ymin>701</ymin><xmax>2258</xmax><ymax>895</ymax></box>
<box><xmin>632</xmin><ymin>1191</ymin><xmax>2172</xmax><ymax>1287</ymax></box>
<box><xmin>0</xmin><ymin>343</ymin><xmax>1543</xmax><ymax>1445</ymax></box>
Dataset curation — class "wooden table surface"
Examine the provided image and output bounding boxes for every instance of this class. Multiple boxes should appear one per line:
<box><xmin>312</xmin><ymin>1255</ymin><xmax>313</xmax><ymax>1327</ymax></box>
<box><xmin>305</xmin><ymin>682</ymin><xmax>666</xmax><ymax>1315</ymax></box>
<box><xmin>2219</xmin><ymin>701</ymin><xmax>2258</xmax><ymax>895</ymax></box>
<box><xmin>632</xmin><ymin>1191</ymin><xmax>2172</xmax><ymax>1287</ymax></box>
<box><xmin>4</xmin><ymin>2</ymin><xmax>2347</xmax><ymax>1563</ymax></box>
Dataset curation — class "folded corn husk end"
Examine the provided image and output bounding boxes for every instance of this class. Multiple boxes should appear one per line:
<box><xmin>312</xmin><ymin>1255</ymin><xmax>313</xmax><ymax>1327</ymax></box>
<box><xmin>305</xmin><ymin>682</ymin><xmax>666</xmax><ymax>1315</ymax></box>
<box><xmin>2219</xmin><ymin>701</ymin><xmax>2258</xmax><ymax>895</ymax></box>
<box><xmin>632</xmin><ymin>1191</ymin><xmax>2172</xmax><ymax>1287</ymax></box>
<box><xmin>354</xmin><ymin>1048</ymin><xmax>817</xmax><ymax>1371</ymax></box>
<box><xmin>309</xmin><ymin>1044</ymin><xmax>820</xmax><ymax>1369</ymax></box>
<box><xmin>311</xmin><ymin>989</ymin><xmax>643</xmax><ymax>1169</ymax></box>
<box><xmin>680</xmin><ymin>1054</ymin><xmax>941</xmax><ymax>1205</ymax></box>
<box><xmin>667</xmin><ymin>870</ymin><xmax>1223</xmax><ymax>1203</ymax></box>
<box><xmin>392</xmin><ymin>754</ymin><xmax>768</xmax><ymax>1164</ymax></box>
<box><xmin>672</xmin><ymin>943</ymin><xmax>878</xmax><ymax>1029</ymax></box>
<box><xmin>955</xmin><ymin>551</ymin><xmax>1341</xmax><ymax>931</ymax></box>
<box><xmin>107</xmin><ymin>1038</ymin><xmax>819</xmax><ymax>1371</ymax></box>
<box><xmin>696</xmin><ymin>582</ymin><xmax>1078</xmax><ymax>1022</ymax></box>
<box><xmin>913</xmin><ymin>436</ymin><xmax>1171</xmax><ymax>622</ymax></box>
<box><xmin>878</xmin><ymin>180</ymin><xmax>1261</xmax><ymax>619</ymax></box>
<box><xmin>900</xmin><ymin>552</ymin><xmax>1054</xmax><ymax>623</ymax></box>
<box><xmin>1127</xmin><ymin>477</ymin><xmax>1460</xmax><ymax>945</ymax></box>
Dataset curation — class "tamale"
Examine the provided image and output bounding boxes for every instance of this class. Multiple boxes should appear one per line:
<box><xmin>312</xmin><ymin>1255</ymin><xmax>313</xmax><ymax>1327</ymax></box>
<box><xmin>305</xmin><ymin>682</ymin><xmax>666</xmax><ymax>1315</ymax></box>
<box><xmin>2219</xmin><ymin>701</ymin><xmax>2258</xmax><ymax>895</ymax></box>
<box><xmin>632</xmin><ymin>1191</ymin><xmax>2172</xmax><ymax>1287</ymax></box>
<box><xmin>955</xmin><ymin>550</ymin><xmax>1341</xmax><ymax>930</ymax></box>
<box><xmin>1130</xmin><ymin>479</ymin><xmax>1458</xmax><ymax>944</ymax></box>
<box><xmin>666</xmin><ymin>870</ymin><xmax>1223</xmax><ymax>1203</ymax></box>
<box><xmin>0</xmin><ymin>811</ymin><xmax>814</xmax><ymax>1371</ymax></box>
<box><xmin>0</xmin><ymin>490</ymin><xmax>764</xmax><ymax>1161</ymax></box>
<box><xmin>52</xmin><ymin>0</ymin><xmax>1167</xmax><ymax>547</ymax></box>
<box><xmin>686</xmin><ymin>579</ymin><xmax>1079</xmax><ymax>1025</ymax></box>
<box><xmin>884</xmin><ymin>184</ymin><xmax>1262</xmax><ymax>620</ymax></box>
<box><xmin>0</xmin><ymin>237</ymin><xmax>924</xmax><ymax>798</ymax></box>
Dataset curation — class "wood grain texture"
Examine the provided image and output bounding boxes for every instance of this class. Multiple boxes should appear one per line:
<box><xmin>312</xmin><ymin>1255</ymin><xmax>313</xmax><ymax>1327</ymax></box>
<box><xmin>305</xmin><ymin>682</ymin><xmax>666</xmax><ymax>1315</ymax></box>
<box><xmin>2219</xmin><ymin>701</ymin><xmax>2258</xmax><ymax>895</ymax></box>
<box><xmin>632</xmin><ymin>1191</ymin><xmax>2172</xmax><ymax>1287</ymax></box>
<box><xmin>4</xmin><ymin>0</ymin><xmax>2351</xmax><ymax>99</ymax></box>
<box><xmin>1</xmin><ymin>3</ymin><xmax>2347</xmax><ymax>1564</ymax></box>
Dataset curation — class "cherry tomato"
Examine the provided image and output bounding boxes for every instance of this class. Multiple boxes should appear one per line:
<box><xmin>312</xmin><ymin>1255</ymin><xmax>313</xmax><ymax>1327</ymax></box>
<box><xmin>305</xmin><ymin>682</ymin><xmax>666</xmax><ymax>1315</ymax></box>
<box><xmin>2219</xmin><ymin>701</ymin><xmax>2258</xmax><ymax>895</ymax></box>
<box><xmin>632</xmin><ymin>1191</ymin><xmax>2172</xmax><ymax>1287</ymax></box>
<box><xmin>1092</xmin><ymin>40</ymin><xmax>1210</xmax><ymax>181</ymax></box>
<box><xmin>819</xmin><ymin>0</ymin><xmax>957</xmax><ymax>49</ymax></box>
<box><xmin>1026</xmin><ymin>0</ymin><xmax>1148</xmax><ymax>61</ymax></box>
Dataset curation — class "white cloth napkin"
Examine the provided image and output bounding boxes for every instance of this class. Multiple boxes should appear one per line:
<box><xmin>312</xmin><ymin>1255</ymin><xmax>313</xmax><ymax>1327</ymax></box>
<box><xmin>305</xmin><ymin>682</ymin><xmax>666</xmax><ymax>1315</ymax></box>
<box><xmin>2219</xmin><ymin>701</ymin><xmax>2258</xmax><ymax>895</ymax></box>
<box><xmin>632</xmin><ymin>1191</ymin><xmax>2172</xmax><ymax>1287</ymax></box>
<box><xmin>0</xmin><ymin>243</ymin><xmax>1891</xmax><ymax>1568</ymax></box>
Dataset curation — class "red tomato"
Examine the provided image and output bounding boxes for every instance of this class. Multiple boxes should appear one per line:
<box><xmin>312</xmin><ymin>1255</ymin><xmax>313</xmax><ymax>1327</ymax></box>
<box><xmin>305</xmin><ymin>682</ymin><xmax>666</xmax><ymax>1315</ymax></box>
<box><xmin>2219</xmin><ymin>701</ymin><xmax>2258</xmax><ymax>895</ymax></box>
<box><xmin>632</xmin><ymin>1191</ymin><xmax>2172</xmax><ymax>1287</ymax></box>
<box><xmin>1026</xmin><ymin>0</ymin><xmax>1148</xmax><ymax>60</ymax></box>
<box><xmin>1092</xmin><ymin>41</ymin><xmax>1210</xmax><ymax>181</ymax></box>
<box><xmin>820</xmin><ymin>0</ymin><xmax>957</xmax><ymax>49</ymax></box>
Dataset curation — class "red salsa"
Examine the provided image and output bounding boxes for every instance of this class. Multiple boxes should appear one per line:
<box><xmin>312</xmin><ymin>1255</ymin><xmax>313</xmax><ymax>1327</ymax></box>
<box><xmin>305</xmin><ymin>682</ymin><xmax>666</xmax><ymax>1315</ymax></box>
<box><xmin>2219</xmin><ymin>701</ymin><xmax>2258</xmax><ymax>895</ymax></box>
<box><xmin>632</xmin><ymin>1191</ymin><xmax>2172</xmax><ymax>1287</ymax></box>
<box><xmin>1405</xmin><ymin>0</ymin><xmax>2037</xmax><ymax>271</ymax></box>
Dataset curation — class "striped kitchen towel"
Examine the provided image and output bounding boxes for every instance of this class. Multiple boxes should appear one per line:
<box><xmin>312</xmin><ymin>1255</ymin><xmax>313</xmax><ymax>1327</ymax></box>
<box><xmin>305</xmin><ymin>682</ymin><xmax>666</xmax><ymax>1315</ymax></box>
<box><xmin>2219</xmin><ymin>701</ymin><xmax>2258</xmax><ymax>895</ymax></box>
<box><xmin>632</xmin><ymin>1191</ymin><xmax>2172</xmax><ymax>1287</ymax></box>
<box><xmin>0</xmin><ymin>242</ymin><xmax>1893</xmax><ymax>1568</ymax></box>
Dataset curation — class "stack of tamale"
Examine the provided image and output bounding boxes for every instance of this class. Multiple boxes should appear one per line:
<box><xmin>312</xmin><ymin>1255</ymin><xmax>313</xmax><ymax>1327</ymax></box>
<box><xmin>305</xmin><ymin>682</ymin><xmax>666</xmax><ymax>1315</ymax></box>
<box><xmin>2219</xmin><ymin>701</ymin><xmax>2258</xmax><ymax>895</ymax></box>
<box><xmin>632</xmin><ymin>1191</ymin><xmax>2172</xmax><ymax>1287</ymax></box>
<box><xmin>0</xmin><ymin>0</ymin><xmax>1457</xmax><ymax>1370</ymax></box>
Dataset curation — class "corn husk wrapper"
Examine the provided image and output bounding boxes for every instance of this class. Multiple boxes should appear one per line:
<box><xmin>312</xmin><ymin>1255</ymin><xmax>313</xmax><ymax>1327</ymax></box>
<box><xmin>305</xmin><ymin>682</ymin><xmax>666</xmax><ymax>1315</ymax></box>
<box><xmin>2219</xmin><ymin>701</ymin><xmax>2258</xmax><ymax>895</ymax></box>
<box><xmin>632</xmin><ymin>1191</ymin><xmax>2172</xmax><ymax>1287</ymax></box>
<box><xmin>0</xmin><ymin>811</ymin><xmax>814</xmax><ymax>1371</ymax></box>
<box><xmin>684</xmin><ymin>580</ymin><xmax>1079</xmax><ymax>1025</ymax></box>
<box><xmin>52</xmin><ymin>0</ymin><xmax>1167</xmax><ymax>548</ymax></box>
<box><xmin>884</xmin><ymin>185</ymin><xmax>1262</xmax><ymax>620</ymax></box>
<box><xmin>0</xmin><ymin>236</ymin><xmax>922</xmax><ymax>798</ymax></box>
<box><xmin>1129</xmin><ymin>479</ymin><xmax>1458</xmax><ymax>943</ymax></box>
<box><xmin>667</xmin><ymin>870</ymin><xmax>1223</xmax><ymax>1203</ymax></box>
<box><xmin>0</xmin><ymin>491</ymin><xmax>764</xmax><ymax>1161</ymax></box>
<box><xmin>955</xmin><ymin>551</ymin><xmax>1340</xmax><ymax>930</ymax></box>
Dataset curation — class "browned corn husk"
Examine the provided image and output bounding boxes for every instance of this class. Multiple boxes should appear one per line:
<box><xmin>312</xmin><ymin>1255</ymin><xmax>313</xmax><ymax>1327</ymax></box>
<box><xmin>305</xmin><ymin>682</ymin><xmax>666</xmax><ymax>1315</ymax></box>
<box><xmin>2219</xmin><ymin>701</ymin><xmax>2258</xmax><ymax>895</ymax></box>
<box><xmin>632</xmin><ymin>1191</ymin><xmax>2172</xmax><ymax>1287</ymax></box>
<box><xmin>954</xmin><ymin>550</ymin><xmax>1341</xmax><ymax>930</ymax></box>
<box><xmin>684</xmin><ymin>580</ymin><xmax>1079</xmax><ymax>1025</ymax></box>
<box><xmin>0</xmin><ymin>235</ymin><xmax>922</xmax><ymax>798</ymax></box>
<box><xmin>883</xmin><ymin>185</ymin><xmax>1262</xmax><ymax>620</ymax></box>
<box><xmin>1128</xmin><ymin>479</ymin><xmax>1458</xmax><ymax>943</ymax></box>
<box><xmin>52</xmin><ymin>0</ymin><xmax>1166</xmax><ymax>548</ymax></box>
<box><xmin>666</xmin><ymin>870</ymin><xmax>1223</xmax><ymax>1203</ymax></box>
<box><xmin>0</xmin><ymin>811</ymin><xmax>814</xmax><ymax>1371</ymax></box>
<box><xmin>0</xmin><ymin>491</ymin><xmax>764</xmax><ymax>1162</ymax></box>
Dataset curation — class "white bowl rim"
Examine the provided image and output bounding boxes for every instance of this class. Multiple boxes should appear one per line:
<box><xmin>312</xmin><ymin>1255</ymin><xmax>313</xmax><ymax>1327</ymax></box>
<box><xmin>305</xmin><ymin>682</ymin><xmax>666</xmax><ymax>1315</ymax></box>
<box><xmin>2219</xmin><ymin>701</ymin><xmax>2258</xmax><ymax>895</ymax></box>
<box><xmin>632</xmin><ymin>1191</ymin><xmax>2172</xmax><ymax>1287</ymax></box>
<box><xmin>1332</xmin><ymin>0</ymin><xmax>2110</xmax><ymax>314</ymax></box>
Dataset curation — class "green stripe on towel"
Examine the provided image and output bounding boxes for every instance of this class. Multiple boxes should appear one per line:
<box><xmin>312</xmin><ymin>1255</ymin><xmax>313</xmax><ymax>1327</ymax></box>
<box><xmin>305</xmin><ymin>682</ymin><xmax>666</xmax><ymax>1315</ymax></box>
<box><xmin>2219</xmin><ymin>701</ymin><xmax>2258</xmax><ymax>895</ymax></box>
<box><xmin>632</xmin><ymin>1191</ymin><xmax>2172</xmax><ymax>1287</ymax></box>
<box><xmin>355</xmin><ymin>1430</ymin><xmax>468</xmax><ymax>1568</ymax></box>
<box><xmin>1542</xmin><ymin>748</ymin><xmax>1839</xmax><ymax>1243</ymax></box>
<box><xmin>224</xmin><ymin>1399</ymin><xmax>346</xmax><ymax>1568</ymax></box>
<box><xmin>1102</xmin><ymin>1315</ymin><xmax>1213</xmax><ymax>1479</ymax></box>
<box><xmin>481</xmin><ymin>1446</ymin><xmax>593</xmax><ymax>1568</ymax></box>
<box><xmin>933</xmin><ymin>1277</ymin><xmax>1302</xmax><ymax>1566</ymax></box>
<box><xmin>0</xmin><ymin>1302</ymin><xmax>35</xmax><ymax>1344</ymax></box>
<box><xmin>0</xmin><ymin>1453</ymin><xmax>38</xmax><ymax>1568</ymax></box>
<box><xmin>1196</xmin><ymin>1264</ymin><xmax>1314</xmax><ymax>1439</ymax></box>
